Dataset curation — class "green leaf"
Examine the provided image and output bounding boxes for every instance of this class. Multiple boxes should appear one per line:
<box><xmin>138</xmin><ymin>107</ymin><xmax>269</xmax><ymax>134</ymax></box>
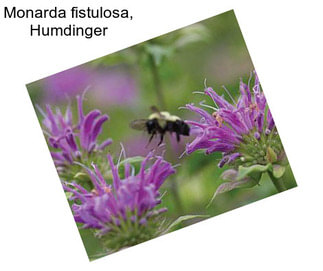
<box><xmin>218</xmin><ymin>177</ymin><xmax>257</xmax><ymax>193</ymax></box>
<box><xmin>65</xmin><ymin>191</ymin><xmax>73</xmax><ymax>199</ymax></box>
<box><xmin>163</xmin><ymin>215</ymin><xmax>209</xmax><ymax>234</ymax></box>
<box><xmin>236</xmin><ymin>163</ymin><xmax>272</xmax><ymax>181</ymax></box>
<box><xmin>174</xmin><ymin>24</ymin><xmax>210</xmax><ymax>49</ymax></box>
<box><xmin>74</xmin><ymin>172</ymin><xmax>88</xmax><ymax>180</ymax></box>
<box><xmin>207</xmin><ymin>177</ymin><xmax>257</xmax><ymax>208</ymax></box>
<box><xmin>144</xmin><ymin>44</ymin><xmax>174</xmax><ymax>66</ymax></box>
<box><xmin>272</xmin><ymin>164</ymin><xmax>286</xmax><ymax>179</ymax></box>
<box><xmin>207</xmin><ymin>163</ymin><xmax>273</xmax><ymax>207</ymax></box>
<box><xmin>221</xmin><ymin>169</ymin><xmax>238</xmax><ymax>181</ymax></box>
<box><xmin>118</xmin><ymin>156</ymin><xmax>145</xmax><ymax>166</ymax></box>
<box><xmin>266</xmin><ymin>146</ymin><xmax>277</xmax><ymax>163</ymax></box>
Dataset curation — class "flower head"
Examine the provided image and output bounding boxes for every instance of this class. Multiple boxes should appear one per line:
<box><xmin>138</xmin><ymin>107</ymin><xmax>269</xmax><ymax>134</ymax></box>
<box><xmin>185</xmin><ymin>71</ymin><xmax>285</xmax><ymax>168</ymax></box>
<box><xmin>63</xmin><ymin>151</ymin><xmax>175</xmax><ymax>251</ymax></box>
<box><xmin>37</xmin><ymin>93</ymin><xmax>112</xmax><ymax>181</ymax></box>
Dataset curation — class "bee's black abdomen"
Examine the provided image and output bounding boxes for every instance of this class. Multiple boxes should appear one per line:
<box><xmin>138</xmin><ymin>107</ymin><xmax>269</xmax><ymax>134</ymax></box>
<box><xmin>164</xmin><ymin>120</ymin><xmax>190</xmax><ymax>142</ymax></box>
<box><xmin>180</xmin><ymin>121</ymin><xmax>190</xmax><ymax>136</ymax></box>
<box><xmin>171</xmin><ymin>120</ymin><xmax>190</xmax><ymax>136</ymax></box>
<box><xmin>165</xmin><ymin>121</ymin><xmax>175</xmax><ymax>133</ymax></box>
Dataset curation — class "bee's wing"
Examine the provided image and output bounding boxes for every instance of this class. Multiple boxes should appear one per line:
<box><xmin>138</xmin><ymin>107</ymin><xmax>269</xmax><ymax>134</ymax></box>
<box><xmin>150</xmin><ymin>105</ymin><xmax>160</xmax><ymax>114</ymax></box>
<box><xmin>129</xmin><ymin>119</ymin><xmax>148</xmax><ymax>131</ymax></box>
<box><xmin>150</xmin><ymin>105</ymin><xmax>166</xmax><ymax>119</ymax></box>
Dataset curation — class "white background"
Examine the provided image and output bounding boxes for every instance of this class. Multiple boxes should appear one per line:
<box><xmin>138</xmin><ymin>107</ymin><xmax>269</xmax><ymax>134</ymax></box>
<box><xmin>0</xmin><ymin>0</ymin><xmax>322</xmax><ymax>270</ymax></box>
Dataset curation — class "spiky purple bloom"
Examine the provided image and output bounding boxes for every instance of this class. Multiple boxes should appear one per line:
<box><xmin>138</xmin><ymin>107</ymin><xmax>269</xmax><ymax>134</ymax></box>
<box><xmin>37</xmin><ymin>93</ymin><xmax>112</xmax><ymax>179</ymax></box>
<box><xmin>64</xmin><ymin>152</ymin><xmax>175</xmax><ymax>251</ymax></box>
<box><xmin>185</xmin><ymin>71</ymin><xmax>285</xmax><ymax>168</ymax></box>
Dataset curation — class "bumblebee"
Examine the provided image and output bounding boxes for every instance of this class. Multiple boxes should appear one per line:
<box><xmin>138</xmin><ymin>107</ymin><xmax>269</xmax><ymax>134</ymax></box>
<box><xmin>130</xmin><ymin>106</ymin><xmax>190</xmax><ymax>145</ymax></box>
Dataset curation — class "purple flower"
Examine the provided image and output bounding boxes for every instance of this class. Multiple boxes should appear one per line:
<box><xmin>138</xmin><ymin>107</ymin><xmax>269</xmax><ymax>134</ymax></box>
<box><xmin>37</xmin><ymin>93</ymin><xmax>112</xmax><ymax>179</ymax></box>
<box><xmin>185</xmin><ymin>71</ymin><xmax>284</xmax><ymax>168</ymax></box>
<box><xmin>63</xmin><ymin>151</ymin><xmax>175</xmax><ymax>250</ymax></box>
<box><xmin>90</xmin><ymin>67</ymin><xmax>138</xmax><ymax>106</ymax></box>
<box><xmin>42</xmin><ymin>66</ymin><xmax>138</xmax><ymax>107</ymax></box>
<box><xmin>43</xmin><ymin>67</ymin><xmax>91</xmax><ymax>103</ymax></box>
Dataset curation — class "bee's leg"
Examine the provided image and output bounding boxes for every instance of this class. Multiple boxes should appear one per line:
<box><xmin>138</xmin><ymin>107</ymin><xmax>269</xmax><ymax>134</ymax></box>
<box><xmin>176</xmin><ymin>132</ymin><xmax>180</xmax><ymax>142</ymax></box>
<box><xmin>146</xmin><ymin>132</ymin><xmax>155</xmax><ymax>147</ymax></box>
<box><xmin>148</xmin><ymin>133</ymin><xmax>155</xmax><ymax>143</ymax></box>
<box><xmin>158</xmin><ymin>133</ymin><xmax>164</xmax><ymax>146</ymax></box>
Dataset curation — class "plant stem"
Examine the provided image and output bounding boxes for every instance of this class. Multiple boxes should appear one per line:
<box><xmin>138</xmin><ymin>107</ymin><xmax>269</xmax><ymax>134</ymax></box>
<box><xmin>148</xmin><ymin>53</ymin><xmax>166</xmax><ymax>110</ymax></box>
<box><xmin>268</xmin><ymin>171</ymin><xmax>287</xmax><ymax>192</ymax></box>
<box><xmin>168</xmin><ymin>175</ymin><xmax>184</xmax><ymax>212</ymax></box>
<box><xmin>147</xmin><ymin>51</ymin><xmax>183</xmax><ymax>213</ymax></box>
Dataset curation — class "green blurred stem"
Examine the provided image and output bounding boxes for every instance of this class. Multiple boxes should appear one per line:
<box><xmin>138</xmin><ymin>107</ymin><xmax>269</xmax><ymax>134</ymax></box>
<box><xmin>148</xmin><ymin>53</ymin><xmax>166</xmax><ymax>110</ymax></box>
<box><xmin>268</xmin><ymin>171</ymin><xmax>287</xmax><ymax>192</ymax></box>
<box><xmin>168</xmin><ymin>174</ymin><xmax>183</xmax><ymax>213</ymax></box>
<box><xmin>147</xmin><ymin>51</ymin><xmax>183</xmax><ymax>213</ymax></box>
